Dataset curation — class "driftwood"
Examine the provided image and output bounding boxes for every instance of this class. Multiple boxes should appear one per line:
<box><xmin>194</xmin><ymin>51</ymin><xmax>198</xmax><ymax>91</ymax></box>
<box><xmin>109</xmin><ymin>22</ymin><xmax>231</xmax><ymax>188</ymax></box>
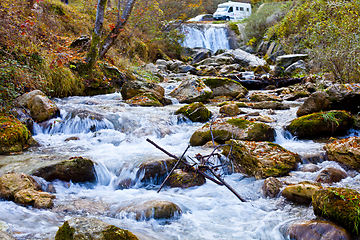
<box><xmin>146</xmin><ymin>138</ymin><xmax>246</xmax><ymax>202</ymax></box>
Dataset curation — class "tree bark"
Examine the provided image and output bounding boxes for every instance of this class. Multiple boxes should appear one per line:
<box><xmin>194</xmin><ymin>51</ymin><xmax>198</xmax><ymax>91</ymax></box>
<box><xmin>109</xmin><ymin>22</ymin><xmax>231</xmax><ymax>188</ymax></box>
<box><xmin>99</xmin><ymin>0</ymin><xmax>136</xmax><ymax>59</ymax></box>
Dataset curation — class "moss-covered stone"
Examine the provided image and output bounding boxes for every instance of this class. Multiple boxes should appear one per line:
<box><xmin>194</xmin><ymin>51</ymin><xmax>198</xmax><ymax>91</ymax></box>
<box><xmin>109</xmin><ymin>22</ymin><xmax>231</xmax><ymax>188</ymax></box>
<box><xmin>190</xmin><ymin>117</ymin><xmax>275</xmax><ymax>146</ymax></box>
<box><xmin>125</xmin><ymin>93</ymin><xmax>163</xmax><ymax>107</ymax></box>
<box><xmin>0</xmin><ymin>115</ymin><xmax>33</xmax><ymax>154</ymax></box>
<box><xmin>167</xmin><ymin>169</ymin><xmax>206</xmax><ymax>188</ymax></box>
<box><xmin>201</xmin><ymin>77</ymin><xmax>248</xmax><ymax>98</ymax></box>
<box><xmin>175</xmin><ymin>102</ymin><xmax>211</xmax><ymax>122</ymax></box>
<box><xmin>31</xmin><ymin>156</ymin><xmax>96</xmax><ymax>183</ymax></box>
<box><xmin>102</xmin><ymin>225</ymin><xmax>138</xmax><ymax>240</ymax></box>
<box><xmin>312</xmin><ymin>187</ymin><xmax>360</xmax><ymax>235</ymax></box>
<box><xmin>286</xmin><ymin>110</ymin><xmax>354</xmax><ymax>138</ymax></box>
<box><xmin>222</xmin><ymin>140</ymin><xmax>300</xmax><ymax>179</ymax></box>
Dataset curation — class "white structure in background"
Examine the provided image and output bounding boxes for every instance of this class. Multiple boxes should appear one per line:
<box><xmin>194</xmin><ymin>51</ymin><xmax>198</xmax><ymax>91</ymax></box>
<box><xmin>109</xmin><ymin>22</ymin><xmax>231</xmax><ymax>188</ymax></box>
<box><xmin>213</xmin><ymin>1</ymin><xmax>252</xmax><ymax>21</ymax></box>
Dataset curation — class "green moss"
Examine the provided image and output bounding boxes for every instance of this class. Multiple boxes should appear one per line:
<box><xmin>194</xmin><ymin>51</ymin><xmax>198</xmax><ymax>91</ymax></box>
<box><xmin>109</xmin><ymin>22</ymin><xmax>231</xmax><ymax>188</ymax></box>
<box><xmin>226</xmin><ymin>118</ymin><xmax>249</xmax><ymax>129</ymax></box>
<box><xmin>55</xmin><ymin>221</ymin><xmax>75</xmax><ymax>240</ymax></box>
<box><xmin>102</xmin><ymin>225</ymin><xmax>139</xmax><ymax>240</ymax></box>
<box><xmin>235</xmin><ymin>102</ymin><xmax>249</xmax><ymax>108</ymax></box>
<box><xmin>175</xmin><ymin>102</ymin><xmax>211</xmax><ymax>122</ymax></box>
<box><xmin>247</xmin><ymin>123</ymin><xmax>275</xmax><ymax>141</ymax></box>
<box><xmin>0</xmin><ymin>115</ymin><xmax>30</xmax><ymax>154</ymax></box>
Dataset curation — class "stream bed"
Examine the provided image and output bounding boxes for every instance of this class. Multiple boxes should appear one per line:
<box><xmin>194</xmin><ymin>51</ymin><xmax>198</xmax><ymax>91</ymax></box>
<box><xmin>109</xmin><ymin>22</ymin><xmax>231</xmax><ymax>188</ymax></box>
<box><xmin>0</xmin><ymin>83</ymin><xmax>359</xmax><ymax>240</ymax></box>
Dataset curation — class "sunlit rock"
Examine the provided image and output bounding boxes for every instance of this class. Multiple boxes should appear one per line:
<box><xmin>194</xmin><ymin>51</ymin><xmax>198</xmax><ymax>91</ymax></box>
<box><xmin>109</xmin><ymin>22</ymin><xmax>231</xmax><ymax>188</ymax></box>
<box><xmin>201</xmin><ymin>76</ymin><xmax>248</xmax><ymax>98</ymax></box>
<box><xmin>14</xmin><ymin>188</ymin><xmax>55</xmax><ymax>209</ymax></box>
<box><xmin>281</xmin><ymin>181</ymin><xmax>321</xmax><ymax>203</ymax></box>
<box><xmin>167</xmin><ymin>169</ymin><xmax>206</xmax><ymax>188</ymax></box>
<box><xmin>0</xmin><ymin>115</ymin><xmax>37</xmax><ymax>154</ymax></box>
<box><xmin>222</xmin><ymin>140</ymin><xmax>300</xmax><ymax>179</ymax></box>
<box><xmin>175</xmin><ymin>102</ymin><xmax>212</xmax><ymax>122</ymax></box>
<box><xmin>324</xmin><ymin>137</ymin><xmax>360</xmax><ymax>170</ymax></box>
<box><xmin>120</xmin><ymin>78</ymin><xmax>165</xmax><ymax>104</ymax></box>
<box><xmin>286</xmin><ymin>110</ymin><xmax>354</xmax><ymax>138</ymax></box>
<box><xmin>55</xmin><ymin>217</ymin><xmax>138</xmax><ymax>240</ymax></box>
<box><xmin>115</xmin><ymin>200</ymin><xmax>182</xmax><ymax>221</ymax></box>
<box><xmin>169</xmin><ymin>77</ymin><xmax>212</xmax><ymax>103</ymax></box>
<box><xmin>32</xmin><ymin>156</ymin><xmax>96</xmax><ymax>183</ymax></box>
<box><xmin>262</xmin><ymin>177</ymin><xmax>282</xmax><ymax>198</ymax></box>
<box><xmin>315</xmin><ymin>167</ymin><xmax>347</xmax><ymax>184</ymax></box>
<box><xmin>287</xmin><ymin>220</ymin><xmax>351</xmax><ymax>240</ymax></box>
<box><xmin>219</xmin><ymin>104</ymin><xmax>242</xmax><ymax>117</ymax></box>
<box><xmin>190</xmin><ymin>117</ymin><xmax>275</xmax><ymax>146</ymax></box>
<box><xmin>15</xmin><ymin>90</ymin><xmax>60</xmax><ymax>123</ymax></box>
<box><xmin>312</xmin><ymin>187</ymin><xmax>360</xmax><ymax>235</ymax></box>
<box><xmin>0</xmin><ymin>173</ymin><xmax>41</xmax><ymax>200</ymax></box>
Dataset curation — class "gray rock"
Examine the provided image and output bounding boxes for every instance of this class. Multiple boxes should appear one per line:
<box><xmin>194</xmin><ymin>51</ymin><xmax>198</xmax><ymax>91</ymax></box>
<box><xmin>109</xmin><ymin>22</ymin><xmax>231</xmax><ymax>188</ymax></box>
<box><xmin>169</xmin><ymin>77</ymin><xmax>212</xmax><ymax>103</ymax></box>
<box><xmin>191</xmin><ymin>50</ymin><xmax>212</xmax><ymax>65</ymax></box>
<box><xmin>297</xmin><ymin>91</ymin><xmax>330</xmax><ymax>116</ymax></box>
<box><xmin>284</xmin><ymin>60</ymin><xmax>307</xmax><ymax>75</ymax></box>
<box><xmin>231</xmin><ymin>49</ymin><xmax>267</xmax><ymax>67</ymax></box>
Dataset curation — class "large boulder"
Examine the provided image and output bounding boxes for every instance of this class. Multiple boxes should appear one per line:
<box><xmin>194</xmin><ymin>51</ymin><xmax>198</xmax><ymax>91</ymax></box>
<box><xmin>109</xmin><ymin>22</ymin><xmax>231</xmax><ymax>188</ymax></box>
<box><xmin>169</xmin><ymin>77</ymin><xmax>212</xmax><ymax>103</ymax></box>
<box><xmin>175</xmin><ymin>102</ymin><xmax>212</xmax><ymax>122</ymax></box>
<box><xmin>324</xmin><ymin>137</ymin><xmax>360</xmax><ymax>170</ymax></box>
<box><xmin>201</xmin><ymin>77</ymin><xmax>248</xmax><ymax>98</ymax></box>
<box><xmin>15</xmin><ymin>90</ymin><xmax>60</xmax><ymax>123</ymax></box>
<box><xmin>287</xmin><ymin>220</ymin><xmax>351</xmax><ymax>240</ymax></box>
<box><xmin>315</xmin><ymin>167</ymin><xmax>347</xmax><ymax>184</ymax></box>
<box><xmin>190</xmin><ymin>117</ymin><xmax>275</xmax><ymax>146</ymax></box>
<box><xmin>167</xmin><ymin>169</ymin><xmax>206</xmax><ymax>188</ymax></box>
<box><xmin>326</xmin><ymin>83</ymin><xmax>360</xmax><ymax>113</ymax></box>
<box><xmin>31</xmin><ymin>157</ymin><xmax>96</xmax><ymax>183</ymax></box>
<box><xmin>0</xmin><ymin>115</ymin><xmax>36</xmax><ymax>154</ymax></box>
<box><xmin>286</xmin><ymin>111</ymin><xmax>354</xmax><ymax>138</ymax></box>
<box><xmin>191</xmin><ymin>50</ymin><xmax>212</xmax><ymax>65</ymax></box>
<box><xmin>115</xmin><ymin>200</ymin><xmax>182</xmax><ymax>221</ymax></box>
<box><xmin>137</xmin><ymin>158</ymin><xmax>180</xmax><ymax>183</ymax></box>
<box><xmin>120</xmin><ymin>79</ymin><xmax>165</xmax><ymax>104</ymax></box>
<box><xmin>312</xmin><ymin>187</ymin><xmax>360</xmax><ymax>235</ymax></box>
<box><xmin>55</xmin><ymin>217</ymin><xmax>138</xmax><ymax>240</ymax></box>
<box><xmin>231</xmin><ymin>49</ymin><xmax>267</xmax><ymax>67</ymax></box>
<box><xmin>222</xmin><ymin>140</ymin><xmax>300</xmax><ymax>179</ymax></box>
<box><xmin>281</xmin><ymin>181</ymin><xmax>322</xmax><ymax>203</ymax></box>
<box><xmin>297</xmin><ymin>91</ymin><xmax>330</xmax><ymax>117</ymax></box>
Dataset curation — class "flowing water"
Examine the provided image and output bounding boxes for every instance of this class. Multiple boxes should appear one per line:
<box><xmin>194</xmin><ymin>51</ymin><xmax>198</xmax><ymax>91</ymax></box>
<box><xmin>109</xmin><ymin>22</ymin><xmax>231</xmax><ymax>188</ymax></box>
<box><xmin>181</xmin><ymin>24</ymin><xmax>231</xmax><ymax>52</ymax></box>
<box><xmin>0</xmin><ymin>84</ymin><xmax>359</xmax><ymax>240</ymax></box>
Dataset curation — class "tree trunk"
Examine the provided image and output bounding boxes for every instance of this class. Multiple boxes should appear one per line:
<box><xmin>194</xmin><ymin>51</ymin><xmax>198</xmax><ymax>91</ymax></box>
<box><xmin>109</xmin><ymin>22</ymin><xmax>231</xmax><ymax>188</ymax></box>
<box><xmin>99</xmin><ymin>0</ymin><xmax>136</xmax><ymax>59</ymax></box>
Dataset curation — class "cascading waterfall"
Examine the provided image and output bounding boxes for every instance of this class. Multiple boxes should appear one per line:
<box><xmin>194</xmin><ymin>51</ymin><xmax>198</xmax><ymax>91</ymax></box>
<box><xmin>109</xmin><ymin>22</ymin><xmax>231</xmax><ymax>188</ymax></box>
<box><xmin>181</xmin><ymin>24</ymin><xmax>231</xmax><ymax>52</ymax></box>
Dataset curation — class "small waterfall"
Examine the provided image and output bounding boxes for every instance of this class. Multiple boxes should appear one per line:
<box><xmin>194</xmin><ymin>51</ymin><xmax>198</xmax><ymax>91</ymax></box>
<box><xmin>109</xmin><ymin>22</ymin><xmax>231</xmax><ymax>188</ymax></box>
<box><xmin>181</xmin><ymin>24</ymin><xmax>231</xmax><ymax>52</ymax></box>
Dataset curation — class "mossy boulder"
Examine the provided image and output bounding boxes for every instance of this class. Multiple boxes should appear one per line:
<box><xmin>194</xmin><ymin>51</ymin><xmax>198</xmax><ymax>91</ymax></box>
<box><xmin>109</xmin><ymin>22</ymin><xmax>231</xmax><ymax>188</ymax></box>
<box><xmin>0</xmin><ymin>115</ymin><xmax>36</xmax><ymax>154</ymax></box>
<box><xmin>175</xmin><ymin>102</ymin><xmax>212</xmax><ymax>122</ymax></box>
<box><xmin>286</xmin><ymin>111</ymin><xmax>354</xmax><ymax>138</ymax></box>
<box><xmin>315</xmin><ymin>167</ymin><xmax>347</xmax><ymax>184</ymax></box>
<box><xmin>222</xmin><ymin>140</ymin><xmax>300</xmax><ymax>179</ymax></box>
<box><xmin>324</xmin><ymin>137</ymin><xmax>360</xmax><ymax>170</ymax></box>
<box><xmin>55</xmin><ymin>217</ymin><xmax>138</xmax><ymax>240</ymax></box>
<box><xmin>115</xmin><ymin>200</ymin><xmax>182</xmax><ymax>221</ymax></box>
<box><xmin>167</xmin><ymin>169</ymin><xmax>206</xmax><ymax>188</ymax></box>
<box><xmin>312</xmin><ymin>187</ymin><xmax>360</xmax><ymax>235</ymax></box>
<box><xmin>125</xmin><ymin>93</ymin><xmax>163</xmax><ymax>107</ymax></box>
<box><xmin>201</xmin><ymin>77</ymin><xmax>248</xmax><ymax>98</ymax></box>
<box><xmin>169</xmin><ymin>77</ymin><xmax>212</xmax><ymax>103</ymax></box>
<box><xmin>262</xmin><ymin>177</ymin><xmax>282</xmax><ymax>198</ymax></box>
<box><xmin>14</xmin><ymin>188</ymin><xmax>55</xmax><ymax>209</ymax></box>
<box><xmin>281</xmin><ymin>181</ymin><xmax>322</xmax><ymax>203</ymax></box>
<box><xmin>190</xmin><ymin>117</ymin><xmax>275</xmax><ymax>146</ymax></box>
<box><xmin>15</xmin><ymin>90</ymin><xmax>60</xmax><ymax>123</ymax></box>
<box><xmin>31</xmin><ymin>157</ymin><xmax>96</xmax><ymax>183</ymax></box>
<box><xmin>287</xmin><ymin>220</ymin><xmax>351</xmax><ymax>240</ymax></box>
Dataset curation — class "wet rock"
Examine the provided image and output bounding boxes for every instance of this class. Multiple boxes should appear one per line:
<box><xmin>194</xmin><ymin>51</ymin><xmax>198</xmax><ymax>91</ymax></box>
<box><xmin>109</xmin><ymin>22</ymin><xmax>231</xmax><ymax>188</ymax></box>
<box><xmin>282</xmin><ymin>181</ymin><xmax>322</xmax><ymax>203</ymax></box>
<box><xmin>52</xmin><ymin>199</ymin><xmax>109</xmax><ymax>215</ymax></box>
<box><xmin>15</xmin><ymin>90</ymin><xmax>60</xmax><ymax>123</ymax></box>
<box><xmin>14</xmin><ymin>188</ymin><xmax>55</xmax><ymax>209</ymax></box>
<box><xmin>68</xmin><ymin>109</ymin><xmax>105</xmax><ymax>121</ymax></box>
<box><xmin>249</xmin><ymin>92</ymin><xmax>282</xmax><ymax>102</ymax></box>
<box><xmin>125</xmin><ymin>93</ymin><xmax>163</xmax><ymax>107</ymax></box>
<box><xmin>192</xmin><ymin>50</ymin><xmax>212</xmax><ymax>65</ymax></box>
<box><xmin>169</xmin><ymin>77</ymin><xmax>212</xmax><ymax>103</ymax></box>
<box><xmin>298</xmin><ymin>163</ymin><xmax>320</xmax><ymax>173</ymax></box>
<box><xmin>0</xmin><ymin>231</ymin><xmax>16</xmax><ymax>240</ymax></box>
<box><xmin>287</xmin><ymin>220</ymin><xmax>351</xmax><ymax>240</ymax></box>
<box><xmin>315</xmin><ymin>167</ymin><xmax>347</xmax><ymax>184</ymax></box>
<box><xmin>120</xmin><ymin>79</ymin><xmax>165</xmax><ymax>103</ymax></box>
<box><xmin>137</xmin><ymin>158</ymin><xmax>180</xmax><ymax>183</ymax></box>
<box><xmin>219</xmin><ymin>104</ymin><xmax>241</xmax><ymax>117</ymax></box>
<box><xmin>55</xmin><ymin>217</ymin><xmax>139</xmax><ymax>240</ymax></box>
<box><xmin>167</xmin><ymin>169</ymin><xmax>206</xmax><ymax>188</ymax></box>
<box><xmin>262</xmin><ymin>177</ymin><xmax>282</xmax><ymax>198</ymax></box>
<box><xmin>0</xmin><ymin>115</ymin><xmax>36</xmax><ymax>154</ymax></box>
<box><xmin>326</xmin><ymin>83</ymin><xmax>360</xmax><ymax>113</ymax></box>
<box><xmin>175</xmin><ymin>102</ymin><xmax>212</xmax><ymax>122</ymax></box>
<box><xmin>324</xmin><ymin>137</ymin><xmax>360</xmax><ymax>170</ymax></box>
<box><xmin>201</xmin><ymin>77</ymin><xmax>248</xmax><ymax>98</ymax></box>
<box><xmin>250</xmin><ymin>101</ymin><xmax>290</xmax><ymax>110</ymax></box>
<box><xmin>312</xmin><ymin>187</ymin><xmax>360</xmax><ymax>235</ymax></box>
<box><xmin>64</xmin><ymin>136</ymin><xmax>80</xmax><ymax>142</ymax></box>
<box><xmin>115</xmin><ymin>200</ymin><xmax>182</xmax><ymax>221</ymax></box>
<box><xmin>32</xmin><ymin>156</ymin><xmax>96</xmax><ymax>183</ymax></box>
<box><xmin>190</xmin><ymin>117</ymin><xmax>275</xmax><ymax>146</ymax></box>
<box><xmin>286</xmin><ymin>111</ymin><xmax>354</xmax><ymax>138</ymax></box>
<box><xmin>297</xmin><ymin>91</ymin><xmax>330</xmax><ymax>117</ymax></box>
<box><xmin>222</xmin><ymin>140</ymin><xmax>300</xmax><ymax>179</ymax></box>
<box><xmin>0</xmin><ymin>173</ymin><xmax>41</xmax><ymax>200</ymax></box>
